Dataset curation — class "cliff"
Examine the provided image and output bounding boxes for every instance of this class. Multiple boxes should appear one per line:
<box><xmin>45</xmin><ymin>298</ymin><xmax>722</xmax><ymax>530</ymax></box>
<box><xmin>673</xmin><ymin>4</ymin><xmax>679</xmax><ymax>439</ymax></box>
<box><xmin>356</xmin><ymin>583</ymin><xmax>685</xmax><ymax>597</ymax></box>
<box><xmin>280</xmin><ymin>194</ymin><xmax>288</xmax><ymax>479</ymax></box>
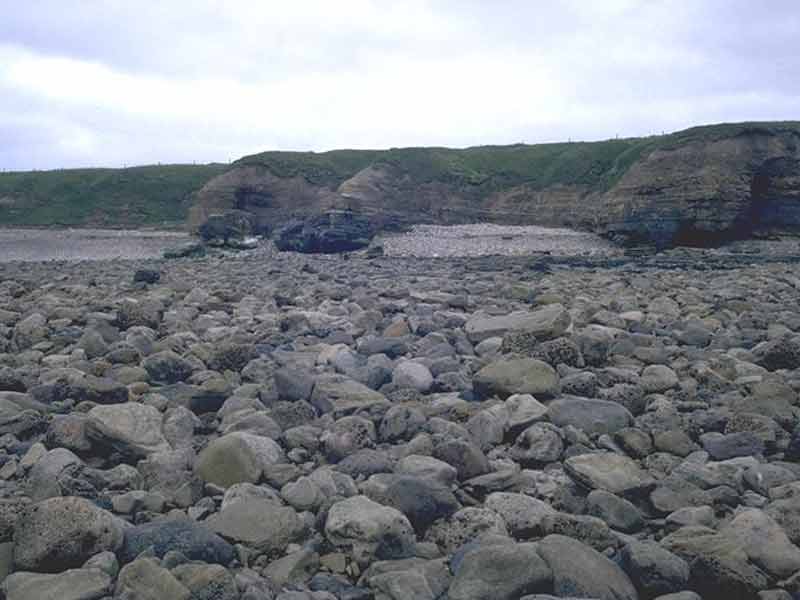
<box><xmin>2</xmin><ymin>122</ymin><xmax>798</xmax><ymax>247</ymax></box>
<box><xmin>188</xmin><ymin>121</ymin><xmax>800</xmax><ymax>247</ymax></box>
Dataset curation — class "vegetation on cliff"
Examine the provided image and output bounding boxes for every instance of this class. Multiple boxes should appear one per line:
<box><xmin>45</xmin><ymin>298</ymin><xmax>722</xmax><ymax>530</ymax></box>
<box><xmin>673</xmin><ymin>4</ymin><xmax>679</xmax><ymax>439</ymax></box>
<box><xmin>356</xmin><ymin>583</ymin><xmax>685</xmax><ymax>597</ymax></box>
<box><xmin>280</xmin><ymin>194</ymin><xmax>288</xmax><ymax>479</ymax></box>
<box><xmin>0</xmin><ymin>121</ymin><xmax>797</xmax><ymax>229</ymax></box>
<box><xmin>0</xmin><ymin>164</ymin><xmax>227</xmax><ymax>228</ymax></box>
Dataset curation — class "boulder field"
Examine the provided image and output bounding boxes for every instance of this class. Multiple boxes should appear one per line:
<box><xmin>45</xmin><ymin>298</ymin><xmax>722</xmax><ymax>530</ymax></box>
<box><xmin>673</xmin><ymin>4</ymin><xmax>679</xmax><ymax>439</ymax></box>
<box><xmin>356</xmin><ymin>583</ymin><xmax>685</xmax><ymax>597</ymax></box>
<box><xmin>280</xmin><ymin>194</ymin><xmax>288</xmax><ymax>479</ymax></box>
<box><xmin>1</xmin><ymin>241</ymin><xmax>800</xmax><ymax>599</ymax></box>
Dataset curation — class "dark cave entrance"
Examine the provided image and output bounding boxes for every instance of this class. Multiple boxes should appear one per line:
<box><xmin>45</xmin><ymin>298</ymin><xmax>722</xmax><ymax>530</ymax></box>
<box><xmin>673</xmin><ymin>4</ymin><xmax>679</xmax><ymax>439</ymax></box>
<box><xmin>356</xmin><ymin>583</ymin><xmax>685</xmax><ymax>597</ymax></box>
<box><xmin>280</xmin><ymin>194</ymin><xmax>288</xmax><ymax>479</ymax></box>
<box><xmin>671</xmin><ymin>159</ymin><xmax>780</xmax><ymax>248</ymax></box>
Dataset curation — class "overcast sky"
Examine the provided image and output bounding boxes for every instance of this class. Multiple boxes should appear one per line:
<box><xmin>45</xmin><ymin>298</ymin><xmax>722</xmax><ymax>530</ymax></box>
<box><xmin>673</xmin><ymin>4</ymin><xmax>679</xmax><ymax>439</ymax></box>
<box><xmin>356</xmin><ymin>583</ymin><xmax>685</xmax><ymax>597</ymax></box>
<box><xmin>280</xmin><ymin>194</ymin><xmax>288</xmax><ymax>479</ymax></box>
<box><xmin>1</xmin><ymin>0</ymin><xmax>798</xmax><ymax>170</ymax></box>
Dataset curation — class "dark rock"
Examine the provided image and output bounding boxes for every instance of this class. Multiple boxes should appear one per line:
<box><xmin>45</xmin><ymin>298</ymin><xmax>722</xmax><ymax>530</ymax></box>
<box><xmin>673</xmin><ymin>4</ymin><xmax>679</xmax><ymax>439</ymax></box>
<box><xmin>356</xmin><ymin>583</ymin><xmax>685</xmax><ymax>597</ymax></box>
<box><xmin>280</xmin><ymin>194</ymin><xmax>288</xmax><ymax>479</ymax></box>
<box><xmin>133</xmin><ymin>269</ymin><xmax>161</xmax><ymax>284</ymax></box>
<box><xmin>537</xmin><ymin>534</ymin><xmax>638</xmax><ymax>600</ymax></box>
<box><xmin>619</xmin><ymin>540</ymin><xmax>690</xmax><ymax>599</ymax></box>
<box><xmin>274</xmin><ymin>213</ymin><xmax>374</xmax><ymax>254</ymax></box>
<box><xmin>119</xmin><ymin>518</ymin><xmax>235</xmax><ymax>565</ymax></box>
<box><xmin>701</xmin><ymin>432</ymin><xmax>764</xmax><ymax>460</ymax></box>
<box><xmin>586</xmin><ymin>489</ymin><xmax>645</xmax><ymax>533</ymax></box>
<box><xmin>198</xmin><ymin>210</ymin><xmax>254</xmax><ymax>245</ymax></box>
<box><xmin>381</xmin><ymin>476</ymin><xmax>460</xmax><ymax>535</ymax></box>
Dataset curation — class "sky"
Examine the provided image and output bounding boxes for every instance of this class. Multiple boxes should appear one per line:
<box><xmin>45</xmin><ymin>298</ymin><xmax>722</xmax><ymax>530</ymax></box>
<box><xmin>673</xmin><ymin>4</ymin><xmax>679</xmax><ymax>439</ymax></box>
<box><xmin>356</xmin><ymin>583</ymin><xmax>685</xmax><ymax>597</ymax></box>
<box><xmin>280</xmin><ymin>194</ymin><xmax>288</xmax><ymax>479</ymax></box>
<box><xmin>1</xmin><ymin>0</ymin><xmax>798</xmax><ymax>170</ymax></box>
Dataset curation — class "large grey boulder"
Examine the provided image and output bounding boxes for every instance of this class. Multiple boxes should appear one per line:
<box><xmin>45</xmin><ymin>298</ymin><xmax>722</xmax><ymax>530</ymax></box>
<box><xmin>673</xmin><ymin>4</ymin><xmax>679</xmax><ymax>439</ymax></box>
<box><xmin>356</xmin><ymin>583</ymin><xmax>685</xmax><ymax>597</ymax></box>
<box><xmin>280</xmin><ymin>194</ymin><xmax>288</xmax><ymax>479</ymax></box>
<box><xmin>310</xmin><ymin>374</ymin><xmax>389</xmax><ymax>416</ymax></box>
<box><xmin>325</xmin><ymin>495</ymin><xmax>416</xmax><ymax>566</ymax></box>
<box><xmin>565</xmin><ymin>453</ymin><xmax>656</xmax><ymax>496</ymax></box>
<box><xmin>473</xmin><ymin>358</ymin><xmax>559</xmax><ymax>400</ymax></box>
<box><xmin>485</xmin><ymin>492</ymin><xmax>556</xmax><ymax>538</ymax></box>
<box><xmin>466</xmin><ymin>305</ymin><xmax>571</xmax><ymax>344</ymax></box>
<box><xmin>195</xmin><ymin>432</ymin><xmax>284</xmax><ymax>488</ymax></box>
<box><xmin>115</xmin><ymin>557</ymin><xmax>190</xmax><ymax>600</ymax></box>
<box><xmin>3</xmin><ymin>568</ymin><xmax>112</xmax><ymax>600</ymax></box>
<box><xmin>198</xmin><ymin>209</ymin><xmax>255</xmax><ymax>245</ymax></box>
<box><xmin>547</xmin><ymin>397</ymin><xmax>633</xmax><ymax>436</ymax></box>
<box><xmin>448</xmin><ymin>542</ymin><xmax>552</xmax><ymax>600</ymax></box>
<box><xmin>87</xmin><ymin>403</ymin><xmax>170</xmax><ymax>458</ymax></box>
<box><xmin>661</xmin><ymin>526</ymin><xmax>769</xmax><ymax>598</ymax></box>
<box><xmin>14</xmin><ymin>497</ymin><xmax>124</xmax><ymax>572</ymax></box>
<box><xmin>173</xmin><ymin>563</ymin><xmax>239</xmax><ymax>600</ymax></box>
<box><xmin>619</xmin><ymin>540</ymin><xmax>690</xmax><ymax>599</ymax></box>
<box><xmin>538</xmin><ymin>534</ymin><xmax>638</xmax><ymax>600</ymax></box>
<box><xmin>720</xmin><ymin>508</ymin><xmax>800</xmax><ymax>579</ymax></box>
<box><xmin>424</xmin><ymin>507</ymin><xmax>509</xmax><ymax>554</ymax></box>
<box><xmin>393</xmin><ymin>361</ymin><xmax>434</xmax><ymax>393</ymax></box>
<box><xmin>206</xmin><ymin>497</ymin><xmax>304</xmax><ymax>554</ymax></box>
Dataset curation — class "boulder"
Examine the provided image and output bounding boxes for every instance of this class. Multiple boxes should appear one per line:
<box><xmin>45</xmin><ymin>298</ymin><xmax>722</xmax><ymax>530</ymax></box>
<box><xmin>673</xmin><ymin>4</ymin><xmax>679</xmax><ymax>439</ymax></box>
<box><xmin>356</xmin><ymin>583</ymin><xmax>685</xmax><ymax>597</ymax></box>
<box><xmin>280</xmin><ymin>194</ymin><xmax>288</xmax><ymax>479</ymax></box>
<box><xmin>142</xmin><ymin>351</ymin><xmax>194</xmax><ymax>384</ymax></box>
<box><xmin>448</xmin><ymin>542</ymin><xmax>552</xmax><ymax>600</ymax></box>
<box><xmin>87</xmin><ymin>402</ymin><xmax>170</xmax><ymax>458</ymax></box>
<box><xmin>115</xmin><ymin>557</ymin><xmax>190</xmax><ymax>600</ymax></box>
<box><xmin>325</xmin><ymin>495</ymin><xmax>416</xmax><ymax>566</ymax></box>
<box><xmin>661</xmin><ymin>527</ymin><xmax>769</xmax><ymax>598</ymax></box>
<box><xmin>195</xmin><ymin>432</ymin><xmax>284</xmax><ymax>488</ymax></box>
<box><xmin>538</xmin><ymin>534</ymin><xmax>638</xmax><ymax>600</ymax></box>
<box><xmin>206</xmin><ymin>497</ymin><xmax>304</xmax><ymax>554</ymax></box>
<box><xmin>619</xmin><ymin>540</ymin><xmax>690</xmax><ymax>599</ymax></box>
<box><xmin>466</xmin><ymin>305</ymin><xmax>571</xmax><ymax>344</ymax></box>
<box><xmin>547</xmin><ymin>396</ymin><xmax>633</xmax><ymax>436</ymax></box>
<box><xmin>119</xmin><ymin>517</ymin><xmax>235</xmax><ymax>565</ymax></box>
<box><xmin>173</xmin><ymin>563</ymin><xmax>239</xmax><ymax>600</ymax></box>
<box><xmin>14</xmin><ymin>497</ymin><xmax>124</xmax><ymax>572</ymax></box>
<box><xmin>473</xmin><ymin>358</ymin><xmax>559</xmax><ymax>400</ymax></box>
<box><xmin>198</xmin><ymin>209</ymin><xmax>254</xmax><ymax>245</ymax></box>
<box><xmin>310</xmin><ymin>374</ymin><xmax>389</xmax><ymax>416</ymax></box>
<box><xmin>3</xmin><ymin>568</ymin><xmax>112</xmax><ymax>600</ymax></box>
<box><xmin>274</xmin><ymin>213</ymin><xmax>373</xmax><ymax>253</ymax></box>
<box><xmin>720</xmin><ymin>508</ymin><xmax>800</xmax><ymax>579</ymax></box>
<box><xmin>565</xmin><ymin>453</ymin><xmax>656</xmax><ymax>496</ymax></box>
<box><xmin>485</xmin><ymin>492</ymin><xmax>556</xmax><ymax>538</ymax></box>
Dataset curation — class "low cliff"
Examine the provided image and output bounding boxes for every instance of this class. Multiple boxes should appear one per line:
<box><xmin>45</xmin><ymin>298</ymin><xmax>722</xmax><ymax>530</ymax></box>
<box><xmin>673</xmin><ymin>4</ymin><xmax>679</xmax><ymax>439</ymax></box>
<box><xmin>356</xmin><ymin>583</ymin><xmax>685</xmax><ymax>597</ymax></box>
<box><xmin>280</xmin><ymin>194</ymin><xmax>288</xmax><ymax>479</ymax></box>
<box><xmin>188</xmin><ymin>122</ymin><xmax>800</xmax><ymax>247</ymax></box>
<box><xmin>2</xmin><ymin>122</ymin><xmax>798</xmax><ymax>247</ymax></box>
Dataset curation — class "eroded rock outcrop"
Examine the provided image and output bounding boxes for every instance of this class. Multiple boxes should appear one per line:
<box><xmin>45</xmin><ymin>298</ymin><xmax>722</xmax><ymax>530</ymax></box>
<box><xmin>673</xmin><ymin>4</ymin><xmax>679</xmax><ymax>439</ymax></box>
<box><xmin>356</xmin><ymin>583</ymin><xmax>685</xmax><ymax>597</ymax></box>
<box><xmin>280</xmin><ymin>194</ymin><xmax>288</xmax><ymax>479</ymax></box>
<box><xmin>189</xmin><ymin>122</ymin><xmax>800</xmax><ymax>249</ymax></box>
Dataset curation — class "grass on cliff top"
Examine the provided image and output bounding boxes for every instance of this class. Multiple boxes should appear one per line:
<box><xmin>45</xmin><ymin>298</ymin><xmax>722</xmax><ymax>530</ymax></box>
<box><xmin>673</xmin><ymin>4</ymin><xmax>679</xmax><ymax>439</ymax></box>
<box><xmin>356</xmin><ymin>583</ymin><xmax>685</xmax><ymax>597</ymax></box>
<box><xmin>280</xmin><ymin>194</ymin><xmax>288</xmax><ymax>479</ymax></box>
<box><xmin>237</xmin><ymin>120</ymin><xmax>800</xmax><ymax>192</ymax></box>
<box><xmin>2</xmin><ymin>120</ymin><xmax>798</xmax><ymax>228</ymax></box>
<box><xmin>0</xmin><ymin>164</ymin><xmax>228</xmax><ymax>228</ymax></box>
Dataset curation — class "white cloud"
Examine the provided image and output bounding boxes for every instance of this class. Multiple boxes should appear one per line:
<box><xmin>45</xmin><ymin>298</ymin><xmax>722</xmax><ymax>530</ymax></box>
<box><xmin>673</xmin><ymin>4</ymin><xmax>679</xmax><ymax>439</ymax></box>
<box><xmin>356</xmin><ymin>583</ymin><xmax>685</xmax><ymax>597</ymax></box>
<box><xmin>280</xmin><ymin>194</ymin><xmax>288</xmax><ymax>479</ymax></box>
<box><xmin>0</xmin><ymin>0</ymin><xmax>798</xmax><ymax>169</ymax></box>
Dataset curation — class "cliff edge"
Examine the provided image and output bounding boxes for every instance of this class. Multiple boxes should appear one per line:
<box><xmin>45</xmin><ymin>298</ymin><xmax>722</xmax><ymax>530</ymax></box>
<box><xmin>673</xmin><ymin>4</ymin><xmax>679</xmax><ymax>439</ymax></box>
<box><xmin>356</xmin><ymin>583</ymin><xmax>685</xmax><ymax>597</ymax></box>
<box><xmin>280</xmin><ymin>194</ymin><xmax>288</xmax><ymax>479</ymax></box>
<box><xmin>188</xmin><ymin>121</ymin><xmax>800</xmax><ymax>247</ymax></box>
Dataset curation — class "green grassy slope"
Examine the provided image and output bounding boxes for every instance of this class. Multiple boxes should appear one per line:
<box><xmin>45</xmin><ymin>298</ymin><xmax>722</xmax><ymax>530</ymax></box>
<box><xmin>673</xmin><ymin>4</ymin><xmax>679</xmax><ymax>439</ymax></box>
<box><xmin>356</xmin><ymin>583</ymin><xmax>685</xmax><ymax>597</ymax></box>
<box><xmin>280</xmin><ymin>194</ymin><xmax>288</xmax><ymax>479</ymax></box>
<box><xmin>0</xmin><ymin>164</ymin><xmax>227</xmax><ymax>228</ymax></box>
<box><xmin>237</xmin><ymin>121</ymin><xmax>800</xmax><ymax>195</ymax></box>
<box><xmin>2</xmin><ymin>121</ymin><xmax>797</xmax><ymax>228</ymax></box>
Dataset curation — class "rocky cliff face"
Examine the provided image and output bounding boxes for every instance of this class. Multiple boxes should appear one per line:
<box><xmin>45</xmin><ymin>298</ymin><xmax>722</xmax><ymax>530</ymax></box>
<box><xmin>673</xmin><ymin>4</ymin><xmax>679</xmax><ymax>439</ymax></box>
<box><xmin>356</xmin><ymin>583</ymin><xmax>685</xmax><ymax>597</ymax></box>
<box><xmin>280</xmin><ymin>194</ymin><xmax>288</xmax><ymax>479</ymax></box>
<box><xmin>189</xmin><ymin>122</ymin><xmax>800</xmax><ymax>247</ymax></box>
<box><xmin>601</xmin><ymin>127</ymin><xmax>800</xmax><ymax>246</ymax></box>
